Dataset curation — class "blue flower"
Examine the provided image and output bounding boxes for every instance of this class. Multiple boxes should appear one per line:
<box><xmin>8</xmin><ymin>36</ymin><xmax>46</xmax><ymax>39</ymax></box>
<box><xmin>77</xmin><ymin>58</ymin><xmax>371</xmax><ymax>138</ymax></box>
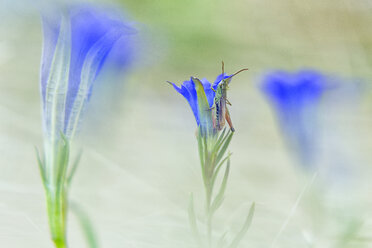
<box><xmin>261</xmin><ymin>69</ymin><xmax>327</xmax><ymax>168</ymax></box>
<box><xmin>169</xmin><ymin>73</ymin><xmax>230</xmax><ymax>136</ymax></box>
<box><xmin>37</xmin><ymin>6</ymin><xmax>138</xmax><ymax>246</ymax></box>
<box><xmin>169</xmin><ymin>74</ymin><xmax>230</xmax><ymax>124</ymax></box>
<box><xmin>40</xmin><ymin>5</ymin><xmax>136</xmax><ymax>143</ymax></box>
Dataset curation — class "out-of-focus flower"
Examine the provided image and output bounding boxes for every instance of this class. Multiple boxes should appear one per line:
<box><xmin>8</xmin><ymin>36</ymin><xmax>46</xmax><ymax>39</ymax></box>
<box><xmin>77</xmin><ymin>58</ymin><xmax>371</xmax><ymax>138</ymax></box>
<box><xmin>261</xmin><ymin>69</ymin><xmax>327</xmax><ymax>168</ymax></box>
<box><xmin>169</xmin><ymin>73</ymin><xmax>230</xmax><ymax>137</ymax></box>
<box><xmin>38</xmin><ymin>5</ymin><xmax>136</xmax><ymax>248</ymax></box>
<box><xmin>41</xmin><ymin>5</ymin><xmax>136</xmax><ymax>144</ymax></box>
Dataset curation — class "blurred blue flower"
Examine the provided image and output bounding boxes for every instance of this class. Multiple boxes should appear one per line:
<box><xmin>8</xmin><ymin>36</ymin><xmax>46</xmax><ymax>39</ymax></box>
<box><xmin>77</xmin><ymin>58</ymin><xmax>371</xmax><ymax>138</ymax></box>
<box><xmin>261</xmin><ymin>69</ymin><xmax>327</xmax><ymax>168</ymax></box>
<box><xmin>41</xmin><ymin>5</ymin><xmax>136</xmax><ymax>143</ymax></box>
<box><xmin>169</xmin><ymin>74</ymin><xmax>230</xmax><ymax>136</ymax></box>
<box><xmin>37</xmin><ymin>5</ymin><xmax>137</xmax><ymax>246</ymax></box>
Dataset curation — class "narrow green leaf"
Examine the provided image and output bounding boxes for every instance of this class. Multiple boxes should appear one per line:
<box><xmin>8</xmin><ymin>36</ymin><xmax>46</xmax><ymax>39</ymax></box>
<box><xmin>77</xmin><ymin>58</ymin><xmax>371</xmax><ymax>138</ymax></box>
<box><xmin>35</xmin><ymin>146</ymin><xmax>47</xmax><ymax>187</ymax></box>
<box><xmin>66</xmin><ymin>149</ymin><xmax>83</xmax><ymax>187</ymax></box>
<box><xmin>56</xmin><ymin>133</ymin><xmax>70</xmax><ymax>190</ymax></box>
<box><xmin>211</xmin><ymin>153</ymin><xmax>232</xmax><ymax>189</ymax></box>
<box><xmin>197</xmin><ymin>129</ymin><xmax>205</xmax><ymax>170</ymax></box>
<box><xmin>71</xmin><ymin>203</ymin><xmax>99</xmax><ymax>248</ymax></box>
<box><xmin>215</xmin><ymin>132</ymin><xmax>233</xmax><ymax>166</ymax></box>
<box><xmin>202</xmin><ymin>135</ymin><xmax>210</xmax><ymax>179</ymax></box>
<box><xmin>202</xmin><ymin>135</ymin><xmax>208</xmax><ymax>153</ymax></box>
<box><xmin>228</xmin><ymin>203</ymin><xmax>255</xmax><ymax>248</ymax></box>
<box><xmin>192</xmin><ymin>77</ymin><xmax>214</xmax><ymax>137</ymax></box>
<box><xmin>210</xmin><ymin>160</ymin><xmax>230</xmax><ymax>213</ymax></box>
<box><xmin>212</xmin><ymin>129</ymin><xmax>229</xmax><ymax>156</ymax></box>
<box><xmin>188</xmin><ymin>193</ymin><xmax>202</xmax><ymax>246</ymax></box>
<box><xmin>216</xmin><ymin>128</ymin><xmax>226</xmax><ymax>147</ymax></box>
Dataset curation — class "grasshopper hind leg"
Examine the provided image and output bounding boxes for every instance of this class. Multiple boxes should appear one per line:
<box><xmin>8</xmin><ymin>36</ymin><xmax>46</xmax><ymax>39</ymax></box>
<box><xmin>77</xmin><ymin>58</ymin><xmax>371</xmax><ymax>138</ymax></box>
<box><xmin>225</xmin><ymin>107</ymin><xmax>235</xmax><ymax>132</ymax></box>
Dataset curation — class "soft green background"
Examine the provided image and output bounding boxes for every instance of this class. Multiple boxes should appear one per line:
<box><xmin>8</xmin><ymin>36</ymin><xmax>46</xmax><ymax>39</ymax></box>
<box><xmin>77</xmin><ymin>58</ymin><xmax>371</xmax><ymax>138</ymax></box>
<box><xmin>0</xmin><ymin>0</ymin><xmax>372</xmax><ymax>247</ymax></box>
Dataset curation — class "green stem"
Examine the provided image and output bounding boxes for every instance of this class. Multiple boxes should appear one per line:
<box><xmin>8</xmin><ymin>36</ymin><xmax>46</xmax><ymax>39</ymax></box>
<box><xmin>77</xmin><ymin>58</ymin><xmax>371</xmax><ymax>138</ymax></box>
<box><xmin>199</xmin><ymin>133</ymin><xmax>226</xmax><ymax>248</ymax></box>
<box><xmin>205</xmin><ymin>184</ymin><xmax>213</xmax><ymax>248</ymax></box>
<box><xmin>204</xmin><ymin>155</ymin><xmax>214</xmax><ymax>248</ymax></box>
<box><xmin>46</xmin><ymin>188</ymin><xmax>68</xmax><ymax>248</ymax></box>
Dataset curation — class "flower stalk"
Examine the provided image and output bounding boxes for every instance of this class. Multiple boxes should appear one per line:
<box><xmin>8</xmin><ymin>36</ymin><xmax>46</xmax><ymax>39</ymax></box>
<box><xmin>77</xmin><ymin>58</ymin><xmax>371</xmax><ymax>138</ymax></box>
<box><xmin>37</xmin><ymin>5</ymin><xmax>136</xmax><ymax>247</ymax></box>
<box><xmin>197</xmin><ymin>128</ymin><xmax>233</xmax><ymax>247</ymax></box>
<box><xmin>46</xmin><ymin>188</ymin><xmax>68</xmax><ymax>248</ymax></box>
<box><xmin>169</xmin><ymin>66</ymin><xmax>254</xmax><ymax>247</ymax></box>
<box><xmin>38</xmin><ymin>134</ymin><xmax>71</xmax><ymax>248</ymax></box>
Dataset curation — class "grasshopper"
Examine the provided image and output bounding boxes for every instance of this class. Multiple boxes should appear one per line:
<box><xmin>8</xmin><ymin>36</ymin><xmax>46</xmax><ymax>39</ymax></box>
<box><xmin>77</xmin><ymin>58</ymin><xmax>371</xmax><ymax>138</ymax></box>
<box><xmin>212</xmin><ymin>62</ymin><xmax>248</xmax><ymax>132</ymax></box>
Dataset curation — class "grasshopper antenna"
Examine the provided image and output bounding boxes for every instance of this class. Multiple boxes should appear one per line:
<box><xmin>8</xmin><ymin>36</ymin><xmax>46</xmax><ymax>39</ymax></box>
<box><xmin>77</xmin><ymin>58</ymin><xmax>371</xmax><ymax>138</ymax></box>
<box><xmin>231</xmin><ymin>68</ymin><xmax>249</xmax><ymax>77</ymax></box>
<box><xmin>222</xmin><ymin>61</ymin><xmax>225</xmax><ymax>75</ymax></box>
<box><xmin>225</xmin><ymin>67</ymin><xmax>249</xmax><ymax>83</ymax></box>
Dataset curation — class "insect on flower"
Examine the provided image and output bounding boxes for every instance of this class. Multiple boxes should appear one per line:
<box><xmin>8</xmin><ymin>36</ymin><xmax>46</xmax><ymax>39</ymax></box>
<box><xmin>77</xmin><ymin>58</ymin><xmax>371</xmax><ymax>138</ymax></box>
<box><xmin>168</xmin><ymin>65</ymin><xmax>254</xmax><ymax>248</ymax></box>
<box><xmin>211</xmin><ymin>62</ymin><xmax>248</xmax><ymax>132</ymax></box>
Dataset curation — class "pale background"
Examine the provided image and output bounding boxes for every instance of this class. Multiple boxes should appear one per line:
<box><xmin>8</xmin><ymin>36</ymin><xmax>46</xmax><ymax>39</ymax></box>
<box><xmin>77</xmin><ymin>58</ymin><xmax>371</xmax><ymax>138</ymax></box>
<box><xmin>0</xmin><ymin>0</ymin><xmax>372</xmax><ymax>247</ymax></box>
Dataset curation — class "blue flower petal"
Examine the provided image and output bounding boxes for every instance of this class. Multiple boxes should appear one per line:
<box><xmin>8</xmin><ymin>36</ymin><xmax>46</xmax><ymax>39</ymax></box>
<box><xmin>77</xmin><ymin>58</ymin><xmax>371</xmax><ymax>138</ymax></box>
<box><xmin>171</xmin><ymin>73</ymin><xmax>235</xmax><ymax>131</ymax></box>
<box><xmin>200</xmin><ymin>78</ymin><xmax>215</xmax><ymax>108</ymax></box>
<box><xmin>41</xmin><ymin>4</ymin><xmax>136</xmax><ymax>139</ymax></box>
<box><xmin>212</xmin><ymin>73</ymin><xmax>230</xmax><ymax>90</ymax></box>
<box><xmin>170</xmin><ymin>79</ymin><xmax>200</xmax><ymax>125</ymax></box>
<box><xmin>64</xmin><ymin>6</ymin><xmax>136</xmax><ymax>128</ymax></box>
<box><xmin>260</xmin><ymin>69</ymin><xmax>327</xmax><ymax>168</ymax></box>
<box><xmin>40</xmin><ymin>13</ymin><xmax>62</xmax><ymax>105</ymax></box>
<box><xmin>261</xmin><ymin>70</ymin><xmax>325</xmax><ymax>110</ymax></box>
